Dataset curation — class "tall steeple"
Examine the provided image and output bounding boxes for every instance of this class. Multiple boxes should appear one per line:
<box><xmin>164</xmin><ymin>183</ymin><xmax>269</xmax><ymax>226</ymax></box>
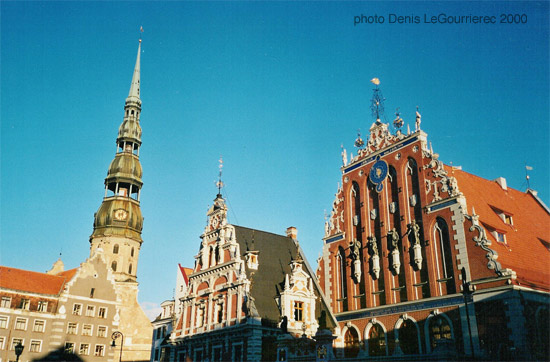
<box><xmin>90</xmin><ymin>40</ymin><xmax>144</xmax><ymax>283</ymax></box>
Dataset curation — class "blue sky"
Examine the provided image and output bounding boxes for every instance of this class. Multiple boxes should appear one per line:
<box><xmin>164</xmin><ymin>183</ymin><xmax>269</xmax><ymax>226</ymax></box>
<box><xmin>2</xmin><ymin>1</ymin><xmax>548</xmax><ymax>318</ymax></box>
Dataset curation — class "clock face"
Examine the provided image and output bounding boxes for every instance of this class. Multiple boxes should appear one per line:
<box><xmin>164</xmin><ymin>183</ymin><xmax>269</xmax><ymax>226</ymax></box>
<box><xmin>114</xmin><ymin>209</ymin><xmax>128</xmax><ymax>221</ymax></box>
<box><xmin>369</xmin><ymin>159</ymin><xmax>389</xmax><ymax>185</ymax></box>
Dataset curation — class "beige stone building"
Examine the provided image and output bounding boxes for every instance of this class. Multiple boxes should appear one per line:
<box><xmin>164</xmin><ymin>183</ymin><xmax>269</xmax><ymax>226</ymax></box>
<box><xmin>0</xmin><ymin>39</ymin><xmax>152</xmax><ymax>362</ymax></box>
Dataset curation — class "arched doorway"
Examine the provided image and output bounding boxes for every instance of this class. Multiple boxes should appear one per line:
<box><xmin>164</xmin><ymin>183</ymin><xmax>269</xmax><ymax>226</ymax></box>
<box><xmin>368</xmin><ymin>323</ymin><xmax>386</xmax><ymax>356</ymax></box>
<box><xmin>399</xmin><ymin>319</ymin><xmax>419</xmax><ymax>355</ymax></box>
<box><xmin>344</xmin><ymin>328</ymin><xmax>360</xmax><ymax>358</ymax></box>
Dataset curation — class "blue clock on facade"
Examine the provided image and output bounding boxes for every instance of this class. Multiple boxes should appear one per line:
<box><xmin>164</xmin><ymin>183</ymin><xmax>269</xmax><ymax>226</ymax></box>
<box><xmin>369</xmin><ymin>157</ymin><xmax>389</xmax><ymax>192</ymax></box>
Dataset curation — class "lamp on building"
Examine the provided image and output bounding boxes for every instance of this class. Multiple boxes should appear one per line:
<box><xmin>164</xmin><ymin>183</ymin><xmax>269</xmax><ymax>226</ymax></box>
<box><xmin>111</xmin><ymin>331</ymin><xmax>124</xmax><ymax>362</ymax></box>
<box><xmin>14</xmin><ymin>342</ymin><xmax>24</xmax><ymax>362</ymax></box>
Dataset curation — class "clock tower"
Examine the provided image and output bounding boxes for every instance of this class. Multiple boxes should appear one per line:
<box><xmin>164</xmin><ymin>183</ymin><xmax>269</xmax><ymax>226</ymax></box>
<box><xmin>90</xmin><ymin>39</ymin><xmax>144</xmax><ymax>283</ymax></box>
<box><xmin>88</xmin><ymin>39</ymin><xmax>152</xmax><ymax>361</ymax></box>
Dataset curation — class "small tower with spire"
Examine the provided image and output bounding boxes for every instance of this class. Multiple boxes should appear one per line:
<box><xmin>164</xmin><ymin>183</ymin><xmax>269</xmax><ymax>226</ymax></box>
<box><xmin>89</xmin><ymin>40</ymin><xmax>144</xmax><ymax>283</ymax></box>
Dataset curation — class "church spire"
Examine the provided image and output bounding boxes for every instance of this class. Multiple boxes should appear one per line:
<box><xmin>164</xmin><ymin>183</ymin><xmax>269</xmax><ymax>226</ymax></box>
<box><xmin>89</xmin><ymin>39</ymin><xmax>144</xmax><ymax>283</ymax></box>
<box><xmin>127</xmin><ymin>39</ymin><xmax>141</xmax><ymax>104</ymax></box>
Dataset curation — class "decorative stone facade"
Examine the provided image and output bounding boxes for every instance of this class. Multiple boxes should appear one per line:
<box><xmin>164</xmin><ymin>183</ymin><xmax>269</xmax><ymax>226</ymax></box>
<box><xmin>316</xmin><ymin>82</ymin><xmax>550</xmax><ymax>360</ymax></box>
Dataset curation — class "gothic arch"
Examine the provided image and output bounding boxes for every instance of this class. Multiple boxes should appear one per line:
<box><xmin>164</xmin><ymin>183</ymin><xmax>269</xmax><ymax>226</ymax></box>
<box><xmin>364</xmin><ymin>319</ymin><xmax>388</xmax><ymax>357</ymax></box>
<box><xmin>424</xmin><ymin>310</ymin><xmax>454</xmax><ymax>353</ymax></box>
<box><xmin>394</xmin><ymin>314</ymin><xmax>422</xmax><ymax>355</ymax></box>
<box><xmin>432</xmin><ymin>217</ymin><xmax>456</xmax><ymax>294</ymax></box>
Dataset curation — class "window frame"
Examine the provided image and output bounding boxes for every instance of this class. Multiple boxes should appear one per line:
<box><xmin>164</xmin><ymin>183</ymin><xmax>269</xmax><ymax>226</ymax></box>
<box><xmin>67</xmin><ymin>322</ymin><xmax>78</xmax><ymax>335</ymax></box>
<box><xmin>79</xmin><ymin>343</ymin><xmax>90</xmax><ymax>356</ymax></box>
<box><xmin>1</xmin><ymin>297</ymin><xmax>11</xmax><ymax>308</ymax></box>
<box><xmin>98</xmin><ymin>307</ymin><xmax>107</xmax><ymax>318</ymax></box>
<box><xmin>73</xmin><ymin>303</ymin><xmax>83</xmax><ymax>316</ymax></box>
<box><xmin>82</xmin><ymin>324</ymin><xmax>93</xmax><ymax>336</ymax></box>
<box><xmin>15</xmin><ymin>317</ymin><xmax>27</xmax><ymax>331</ymax></box>
<box><xmin>86</xmin><ymin>305</ymin><xmax>95</xmax><ymax>317</ymax></box>
<box><xmin>97</xmin><ymin>325</ymin><xmax>107</xmax><ymax>338</ymax></box>
<box><xmin>33</xmin><ymin>319</ymin><xmax>46</xmax><ymax>333</ymax></box>
<box><xmin>11</xmin><ymin>338</ymin><xmax>24</xmax><ymax>351</ymax></box>
<box><xmin>94</xmin><ymin>344</ymin><xmax>105</xmax><ymax>357</ymax></box>
<box><xmin>29</xmin><ymin>339</ymin><xmax>42</xmax><ymax>353</ymax></box>
<box><xmin>0</xmin><ymin>315</ymin><xmax>8</xmax><ymax>329</ymax></box>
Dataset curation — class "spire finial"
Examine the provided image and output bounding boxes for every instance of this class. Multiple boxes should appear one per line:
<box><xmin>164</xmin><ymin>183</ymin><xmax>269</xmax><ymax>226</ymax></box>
<box><xmin>127</xmin><ymin>37</ymin><xmax>141</xmax><ymax>103</ymax></box>
<box><xmin>216</xmin><ymin>156</ymin><xmax>224</xmax><ymax>196</ymax></box>
<box><xmin>370</xmin><ymin>78</ymin><xmax>385</xmax><ymax>123</ymax></box>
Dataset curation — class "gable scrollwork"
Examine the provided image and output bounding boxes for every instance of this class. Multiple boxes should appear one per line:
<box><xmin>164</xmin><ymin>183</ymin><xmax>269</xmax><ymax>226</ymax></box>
<box><xmin>465</xmin><ymin>213</ymin><xmax>514</xmax><ymax>277</ymax></box>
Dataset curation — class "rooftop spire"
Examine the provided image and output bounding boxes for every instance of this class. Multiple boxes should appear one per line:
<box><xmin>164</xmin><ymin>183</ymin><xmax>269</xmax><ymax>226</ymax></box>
<box><xmin>370</xmin><ymin>77</ymin><xmax>385</xmax><ymax>123</ymax></box>
<box><xmin>127</xmin><ymin>39</ymin><xmax>141</xmax><ymax>104</ymax></box>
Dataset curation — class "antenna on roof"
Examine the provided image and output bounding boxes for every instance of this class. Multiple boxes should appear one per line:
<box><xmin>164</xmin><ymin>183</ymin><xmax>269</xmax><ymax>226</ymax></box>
<box><xmin>525</xmin><ymin>164</ymin><xmax>533</xmax><ymax>189</ymax></box>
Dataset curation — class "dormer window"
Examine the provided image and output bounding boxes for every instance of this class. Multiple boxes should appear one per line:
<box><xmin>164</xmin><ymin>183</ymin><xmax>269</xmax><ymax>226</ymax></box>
<box><xmin>490</xmin><ymin>206</ymin><xmax>513</xmax><ymax>226</ymax></box>
<box><xmin>245</xmin><ymin>251</ymin><xmax>259</xmax><ymax>270</ymax></box>
<box><xmin>496</xmin><ymin>231</ymin><xmax>506</xmax><ymax>243</ymax></box>
<box><xmin>503</xmin><ymin>214</ymin><xmax>513</xmax><ymax>225</ymax></box>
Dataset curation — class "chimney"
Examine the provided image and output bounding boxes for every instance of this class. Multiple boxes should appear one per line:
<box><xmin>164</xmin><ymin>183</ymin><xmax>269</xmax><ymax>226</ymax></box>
<box><xmin>286</xmin><ymin>226</ymin><xmax>297</xmax><ymax>240</ymax></box>
<box><xmin>494</xmin><ymin>177</ymin><xmax>507</xmax><ymax>191</ymax></box>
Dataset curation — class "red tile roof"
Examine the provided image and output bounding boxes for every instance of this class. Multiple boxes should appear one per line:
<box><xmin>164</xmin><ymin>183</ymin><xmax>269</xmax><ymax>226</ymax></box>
<box><xmin>448</xmin><ymin>166</ymin><xmax>550</xmax><ymax>290</ymax></box>
<box><xmin>178</xmin><ymin>264</ymin><xmax>193</xmax><ymax>285</ymax></box>
<box><xmin>0</xmin><ymin>266</ymin><xmax>75</xmax><ymax>296</ymax></box>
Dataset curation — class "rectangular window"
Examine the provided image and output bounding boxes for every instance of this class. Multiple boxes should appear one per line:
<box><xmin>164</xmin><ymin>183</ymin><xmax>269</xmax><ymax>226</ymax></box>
<box><xmin>97</xmin><ymin>325</ymin><xmax>107</xmax><ymax>338</ymax></box>
<box><xmin>82</xmin><ymin>324</ymin><xmax>92</xmax><ymax>336</ymax></box>
<box><xmin>73</xmin><ymin>303</ymin><xmax>82</xmax><ymax>315</ymax></box>
<box><xmin>30</xmin><ymin>340</ymin><xmax>42</xmax><ymax>353</ymax></box>
<box><xmin>98</xmin><ymin>307</ymin><xmax>107</xmax><ymax>318</ymax></box>
<box><xmin>79</xmin><ymin>343</ymin><xmax>90</xmax><ymax>355</ymax></box>
<box><xmin>0</xmin><ymin>336</ymin><xmax>5</xmax><ymax>350</ymax></box>
<box><xmin>37</xmin><ymin>301</ymin><xmax>48</xmax><ymax>312</ymax></box>
<box><xmin>15</xmin><ymin>318</ymin><xmax>27</xmax><ymax>330</ymax></box>
<box><xmin>1</xmin><ymin>297</ymin><xmax>11</xmax><ymax>308</ymax></box>
<box><xmin>154</xmin><ymin>348</ymin><xmax>160</xmax><ymax>361</ymax></box>
<box><xmin>11</xmin><ymin>338</ymin><xmax>23</xmax><ymax>351</ymax></box>
<box><xmin>33</xmin><ymin>319</ymin><xmax>45</xmax><ymax>332</ymax></box>
<box><xmin>293</xmin><ymin>301</ymin><xmax>304</xmax><ymax>322</ymax></box>
<box><xmin>0</xmin><ymin>316</ymin><xmax>8</xmax><ymax>328</ymax></box>
<box><xmin>67</xmin><ymin>322</ymin><xmax>78</xmax><ymax>335</ymax></box>
<box><xmin>94</xmin><ymin>344</ymin><xmax>105</xmax><ymax>357</ymax></box>
<box><xmin>19</xmin><ymin>299</ymin><xmax>30</xmax><ymax>310</ymax></box>
<box><xmin>497</xmin><ymin>232</ymin><xmax>506</xmax><ymax>243</ymax></box>
<box><xmin>65</xmin><ymin>342</ymin><xmax>75</xmax><ymax>354</ymax></box>
<box><xmin>86</xmin><ymin>305</ymin><xmax>95</xmax><ymax>317</ymax></box>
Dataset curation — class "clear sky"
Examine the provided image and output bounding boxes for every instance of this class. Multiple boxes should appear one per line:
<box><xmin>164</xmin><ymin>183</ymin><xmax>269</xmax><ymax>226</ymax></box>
<box><xmin>2</xmin><ymin>1</ymin><xmax>548</xmax><ymax>319</ymax></box>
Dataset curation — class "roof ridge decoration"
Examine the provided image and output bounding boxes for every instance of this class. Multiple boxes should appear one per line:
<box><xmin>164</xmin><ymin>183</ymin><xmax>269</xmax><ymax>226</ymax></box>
<box><xmin>465</xmin><ymin>210</ymin><xmax>515</xmax><ymax>278</ymax></box>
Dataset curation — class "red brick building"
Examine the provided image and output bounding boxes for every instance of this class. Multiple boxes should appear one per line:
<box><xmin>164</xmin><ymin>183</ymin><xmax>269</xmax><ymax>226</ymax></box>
<box><xmin>316</xmin><ymin>83</ymin><xmax>550</xmax><ymax>360</ymax></box>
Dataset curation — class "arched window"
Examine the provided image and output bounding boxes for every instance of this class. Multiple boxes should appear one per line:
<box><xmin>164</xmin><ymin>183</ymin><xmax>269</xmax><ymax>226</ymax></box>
<box><xmin>434</xmin><ymin>218</ymin><xmax>456</xmax><ymax>293</ymax></box>
<box><xmin>113</xmin><ymin>244</ymin><xmax>119</xmax><ymax>254</ymax></box>
<box><xmin>368</xmin><ymin>323</ymin><xmax>386</xmax><ymax>356</ymax></box>
<box><xmin>128</xmin><ymin>263</ymin><xmax>133</xmax><ymax>274</ymax></box>
<box><xmin>344</xmin><ymin>328</ymin><xmax>360</xmax><ymax>358</ymax></box>
<box><xmin>399</xmin><ymin>319</ymin><xmax>420</xmax><ymax>355</ymax></box>
<box><xmin>429</xmin><ymin>316</ymin><xmax>452</xmax><ymax>349</ymax></box>
<box><xmin>111</xmin><ymin>261</ymin><xmax>117</xmax><ymax>272</ymax></box>
<box><xmin>131</xmin><ymin>247</ymin><xmax>134</xmax><ymax>257</ymax></box>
